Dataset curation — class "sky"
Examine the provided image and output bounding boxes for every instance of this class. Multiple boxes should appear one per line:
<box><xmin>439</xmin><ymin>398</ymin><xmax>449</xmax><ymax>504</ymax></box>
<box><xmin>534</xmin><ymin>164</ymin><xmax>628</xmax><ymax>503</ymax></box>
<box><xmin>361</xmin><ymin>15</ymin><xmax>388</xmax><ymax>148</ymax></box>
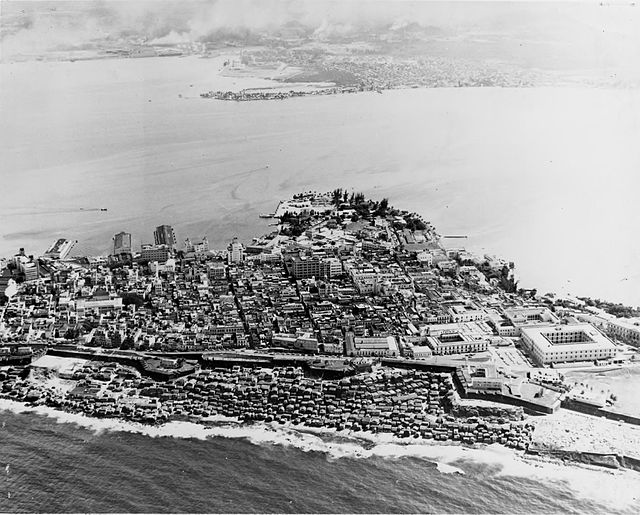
<box><xmin>1</xmin><ymin>0</ymin><xmax>639</xmax><ymax>78</ymax></box>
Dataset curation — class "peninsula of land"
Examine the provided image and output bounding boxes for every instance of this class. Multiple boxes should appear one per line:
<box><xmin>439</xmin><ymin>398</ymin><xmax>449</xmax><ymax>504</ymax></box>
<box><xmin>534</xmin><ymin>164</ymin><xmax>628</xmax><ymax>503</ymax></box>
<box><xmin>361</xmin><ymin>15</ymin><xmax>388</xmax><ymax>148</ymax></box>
<box><xmin>1</xmin><ymin>190</ymin><xmax>640</xmax><ymax>471</ymax></box>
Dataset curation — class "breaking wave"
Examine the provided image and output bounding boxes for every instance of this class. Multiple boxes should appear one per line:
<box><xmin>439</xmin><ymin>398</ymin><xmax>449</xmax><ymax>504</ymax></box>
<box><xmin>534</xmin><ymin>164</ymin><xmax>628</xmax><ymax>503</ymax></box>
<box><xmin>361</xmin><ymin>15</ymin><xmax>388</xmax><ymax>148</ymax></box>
<box><xmin>1</xmin><ymin>398</ymin><xmax>639</xmax><ymax>511</ymax></box>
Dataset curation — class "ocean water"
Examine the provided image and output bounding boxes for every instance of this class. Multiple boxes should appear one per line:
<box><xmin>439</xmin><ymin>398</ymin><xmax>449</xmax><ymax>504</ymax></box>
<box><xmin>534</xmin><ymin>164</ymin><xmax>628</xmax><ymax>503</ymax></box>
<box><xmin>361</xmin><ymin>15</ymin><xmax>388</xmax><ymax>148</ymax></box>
<box><xmin>0</xmin><ymin>405</ymin><xmax>638</xmax><ymax>514</ymax></box>
<box><xmin>1</xmin><ymin>56</ymin><xmax>640</xmax><ymax>305</ymax></box>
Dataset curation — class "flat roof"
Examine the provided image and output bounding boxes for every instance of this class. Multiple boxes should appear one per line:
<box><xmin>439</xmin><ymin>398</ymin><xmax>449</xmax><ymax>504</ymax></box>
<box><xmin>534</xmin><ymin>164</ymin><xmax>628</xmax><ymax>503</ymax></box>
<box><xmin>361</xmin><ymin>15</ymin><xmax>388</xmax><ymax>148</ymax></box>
<box><xmin>521</xmin><ymin>324</ymin><xmax>616</xmax><ymax>353</ymax></box>
<box><xmin>45</xmin><ymin>238</ymin><xmax>73</xmax><ymax>253</ymax></box>
<box><xmin>608</xmin><ymin>318</ymin><xmax>640</xmax><ymax>331</ymax></box>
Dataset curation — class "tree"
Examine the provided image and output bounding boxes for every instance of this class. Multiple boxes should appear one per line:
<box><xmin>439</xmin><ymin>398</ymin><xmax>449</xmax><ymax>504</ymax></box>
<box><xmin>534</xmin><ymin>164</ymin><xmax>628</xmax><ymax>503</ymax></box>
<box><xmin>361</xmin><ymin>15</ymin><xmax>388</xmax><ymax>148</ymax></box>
<box><xmin>64</xmin><ymin>327</ymin><xmax>79</xmax><ymax>341</ymax></box>
<box><xmin>121</xmin><ymin>292</ymin><xmax>145</xmax><ymax>308</ymax></box>
<box><xmin>377</xmin><ymin>197</ymin><xmax>389</xmax><ymax>216</ymax></box>
<box><xmin>120</xmin><ymin>335</ymin><xmax>135</xmax><ymax>351</ymax></box>
<box><xmin>332</xmin><ymin>188</ymin><xmax>343</xmax><ymax>206</ymax></box>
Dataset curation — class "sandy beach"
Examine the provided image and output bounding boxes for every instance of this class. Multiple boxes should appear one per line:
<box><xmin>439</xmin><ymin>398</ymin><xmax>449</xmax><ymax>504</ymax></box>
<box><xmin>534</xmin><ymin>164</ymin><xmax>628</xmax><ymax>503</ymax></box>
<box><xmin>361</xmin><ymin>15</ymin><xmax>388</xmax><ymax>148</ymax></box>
<box><xmin>531</xmin><ymin>409</ymin><xmax>640</xmax><ymax>457</ymax></box>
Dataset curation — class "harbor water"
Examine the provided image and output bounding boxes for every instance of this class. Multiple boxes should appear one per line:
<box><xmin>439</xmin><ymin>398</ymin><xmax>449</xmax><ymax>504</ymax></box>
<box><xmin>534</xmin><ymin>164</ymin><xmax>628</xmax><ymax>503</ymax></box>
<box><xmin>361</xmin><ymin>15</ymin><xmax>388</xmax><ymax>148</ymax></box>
<box><xmin>1</xmin><ymin>56</ymin><xmax>640</xmax><ymax>306</ymax></box>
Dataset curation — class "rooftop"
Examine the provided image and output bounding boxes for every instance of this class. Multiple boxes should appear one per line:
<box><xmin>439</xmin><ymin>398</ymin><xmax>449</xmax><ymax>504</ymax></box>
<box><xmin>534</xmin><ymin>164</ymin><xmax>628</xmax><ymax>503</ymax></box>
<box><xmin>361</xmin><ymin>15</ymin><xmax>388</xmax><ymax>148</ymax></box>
<box><xmin>522</xmin><ymin>324</ymin><xmax>616</xmax><ymax>353</ymax></box>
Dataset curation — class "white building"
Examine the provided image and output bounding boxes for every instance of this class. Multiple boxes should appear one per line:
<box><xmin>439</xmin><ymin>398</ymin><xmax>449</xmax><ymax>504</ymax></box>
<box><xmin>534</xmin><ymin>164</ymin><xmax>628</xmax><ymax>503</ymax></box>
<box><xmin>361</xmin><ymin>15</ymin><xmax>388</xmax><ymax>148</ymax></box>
<box><xmin>415</xmin><ymin>250</ymin><xmax>433</xmax><ymax>266</ymax></box>
<box><xmin>271</xmin><ymin>332</ymin><xmax>319</xmax><ymax>353</ymax></box>
<box><xmin>324</xmin><ymin>257</ymin><xmax>343</xmax><ymax>277</ymax></box>
<box><xmin>75</xmin><ymin>296</ymin><xmax>123</xmax><ymax>315</ymax></box>
<box><xmin>606</xmin><ymin>318</ymin><xmax>640</xmax><ymax>346</ymax></box>
<box><xmin>352</xmin><ymin>336</ymin><xmax>399</xmax><ymax>357</ymax></box>
<box><xmin>426</xmin><ymin>332</ymin><xmax>489</xmax><ymax>355</ymax></box>
<box><xmin>469</xmin><ymin>363</ymin><xmax>504</xmax><ymax>390</ymax></box>
<box><xmin>227</xmin><ymin>238</ymin><xmax>244</xmax><ymax>264</ymax></box>
<box><xmin>21</xmin><ymin>261</ymin><xmax>39</xmax><ymax>282</ymax></box>
<box><xmin>521</xmin><ymin>324</ymin><xmax>617</xmax><ymax>365</ymax></box>
<box><xmin>437</xmin><ymin>260</ymin><xmax>457</xmax><ymax>272</ymax></box>
<box><xmin>149</xmin><ymin>259</ymin><xmax>176</xmax><ymax>274</ymax></box>
<box><xmin>207</xmin><ymin>262</ymin><xmax>226</xmax><ymax>280</ymax></box>
<box><xmin>503</xmin><ymin>307</ymin><xmax>559</xmax><ymax>335</ymax></box>
<box><xmin>351</xmin><ymin>270</ymin><xmax>378</xmax><ymax>295</ymax></box>
<box><xmin>185</xmin><ymin>237</ymin><xmax>210</xmax><ymax>254</ymax></box>
<box><xmin>448</xmin><ymin>304</ymin><xmax>486</xmax><ymax>323</ymax></box>
<box><xmin>406</xmin><ymin>344</ymin><xmax>433</xmax><ymax>359</ymax></box>
<box><xmin>43</xmin><ymin>239</ymin><xmax>76</xmax><ymax>260</ymax></box>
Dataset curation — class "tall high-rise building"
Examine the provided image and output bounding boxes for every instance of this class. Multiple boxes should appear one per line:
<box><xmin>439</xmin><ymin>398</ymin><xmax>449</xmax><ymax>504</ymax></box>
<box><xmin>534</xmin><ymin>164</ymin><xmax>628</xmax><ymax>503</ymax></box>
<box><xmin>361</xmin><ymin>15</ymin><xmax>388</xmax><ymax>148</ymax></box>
<box><xmin>113</xmin><ymin>232</ymin><xmax>132</xmax><ymax>256</ymax></box>
<box><xmin>154</xmin><ymin>225</ymin><xmax>176</xmax><ymax>248</ymax></box>
<box><xmin>227</xmin><ymin>237</ymin><xmax>244</xmax><ymax>264</ymax></box>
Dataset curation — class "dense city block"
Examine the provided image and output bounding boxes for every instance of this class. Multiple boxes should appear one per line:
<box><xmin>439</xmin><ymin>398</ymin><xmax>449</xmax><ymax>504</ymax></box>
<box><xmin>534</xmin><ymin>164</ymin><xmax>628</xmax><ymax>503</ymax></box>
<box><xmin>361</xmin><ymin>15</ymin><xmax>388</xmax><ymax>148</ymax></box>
<box><xmin>1</xmin><ymin>191</ymin><xmax>638</xmax><ymax>452</ymax></box>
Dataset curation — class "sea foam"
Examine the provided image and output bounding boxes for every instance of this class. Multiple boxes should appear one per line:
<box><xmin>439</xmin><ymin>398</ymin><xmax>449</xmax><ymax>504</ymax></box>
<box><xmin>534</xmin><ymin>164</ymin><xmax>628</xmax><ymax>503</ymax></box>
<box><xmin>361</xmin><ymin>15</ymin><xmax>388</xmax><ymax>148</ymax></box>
<box><xmin>1</xmin><ymin>398</ymin><xmax>639</xmax><ymax>511</ymax></box>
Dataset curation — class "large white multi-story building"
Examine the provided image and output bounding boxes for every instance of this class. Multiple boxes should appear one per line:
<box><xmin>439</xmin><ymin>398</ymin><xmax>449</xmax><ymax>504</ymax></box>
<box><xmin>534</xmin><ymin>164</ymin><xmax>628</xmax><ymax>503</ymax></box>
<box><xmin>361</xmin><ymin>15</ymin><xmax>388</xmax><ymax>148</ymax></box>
<box><xmin>606</xmin><ymin>318</ymin><xmax>640</xmax><ymax>346</ymax></box>
<box><xmin>286</xmin><ymin>256</ymin><xmax>343</xmax><ymax>279</ymax></box>
<box><xmin>349</xmin><ymin>335</ymin><xmax>399</xmax><ymax>357</ymax></box>
<box><xmin>227</xmin><ymin>238</ymin><xmax>244</xmax><ymax>264</ymax></box>
<box><xmin>426</xmin><ymin>331</ymin><xmax>489</xmax><ymax>355</ymax></box>
<box><xmin>448</xmin><ymin>304</ymin><xmax>486</xmax><ymax>323</ymax></box>
<box><xmin>502</xmin><ymin>307</ymin><xmax>559</xmax><ymax>336</ymax></box>
<box><xmin>75</xmin><ymin>296</ymin><xmax>123</xmax><ymax>315</ymax></box>
<box><xmin>521</xmin><ymin>324</ymin><xmax>617</xmax><ymax>365</ymax></box>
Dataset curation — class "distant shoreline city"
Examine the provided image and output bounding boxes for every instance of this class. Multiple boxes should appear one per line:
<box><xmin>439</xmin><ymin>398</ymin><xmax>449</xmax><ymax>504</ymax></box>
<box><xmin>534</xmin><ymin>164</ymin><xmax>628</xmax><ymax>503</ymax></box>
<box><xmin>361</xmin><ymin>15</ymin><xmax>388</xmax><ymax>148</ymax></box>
<box><xmin>1</xmin><ymin>190</ymin><xmax>640</xmax><ymax>472</ymax></box>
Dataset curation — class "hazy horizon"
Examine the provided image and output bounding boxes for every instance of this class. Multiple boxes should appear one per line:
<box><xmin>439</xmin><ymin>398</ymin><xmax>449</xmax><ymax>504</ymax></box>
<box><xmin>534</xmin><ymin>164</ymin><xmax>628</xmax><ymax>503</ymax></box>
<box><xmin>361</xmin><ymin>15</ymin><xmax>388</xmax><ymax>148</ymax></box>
<box><xmin>2</xmin><ymin>1</ymin><xmax>640</xmax><ymax>83</ymax></box>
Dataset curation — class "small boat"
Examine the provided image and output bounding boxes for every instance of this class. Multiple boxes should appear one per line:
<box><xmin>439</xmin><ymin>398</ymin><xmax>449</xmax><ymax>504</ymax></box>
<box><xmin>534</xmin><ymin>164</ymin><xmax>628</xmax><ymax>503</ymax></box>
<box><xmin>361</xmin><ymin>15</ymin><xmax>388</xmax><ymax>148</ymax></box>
<box><xmin>100</xmin><ymin>208</ymin><xmax>108</xmax><ymax>212</ymax></box>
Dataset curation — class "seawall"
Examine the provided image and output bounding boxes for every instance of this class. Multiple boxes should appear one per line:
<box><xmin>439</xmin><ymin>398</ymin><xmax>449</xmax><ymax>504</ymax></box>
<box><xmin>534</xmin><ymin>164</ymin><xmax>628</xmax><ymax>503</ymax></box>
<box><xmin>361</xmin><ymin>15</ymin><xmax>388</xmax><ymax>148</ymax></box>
<box><xmin>527</xmin><ymin>446</ymin><xmax>640</xmax><ymax>472</ymax></box>
<box><xmin>561</xmin><ymin>398</ymin><xmax>640</xmax><ymax>426</ymax></box>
